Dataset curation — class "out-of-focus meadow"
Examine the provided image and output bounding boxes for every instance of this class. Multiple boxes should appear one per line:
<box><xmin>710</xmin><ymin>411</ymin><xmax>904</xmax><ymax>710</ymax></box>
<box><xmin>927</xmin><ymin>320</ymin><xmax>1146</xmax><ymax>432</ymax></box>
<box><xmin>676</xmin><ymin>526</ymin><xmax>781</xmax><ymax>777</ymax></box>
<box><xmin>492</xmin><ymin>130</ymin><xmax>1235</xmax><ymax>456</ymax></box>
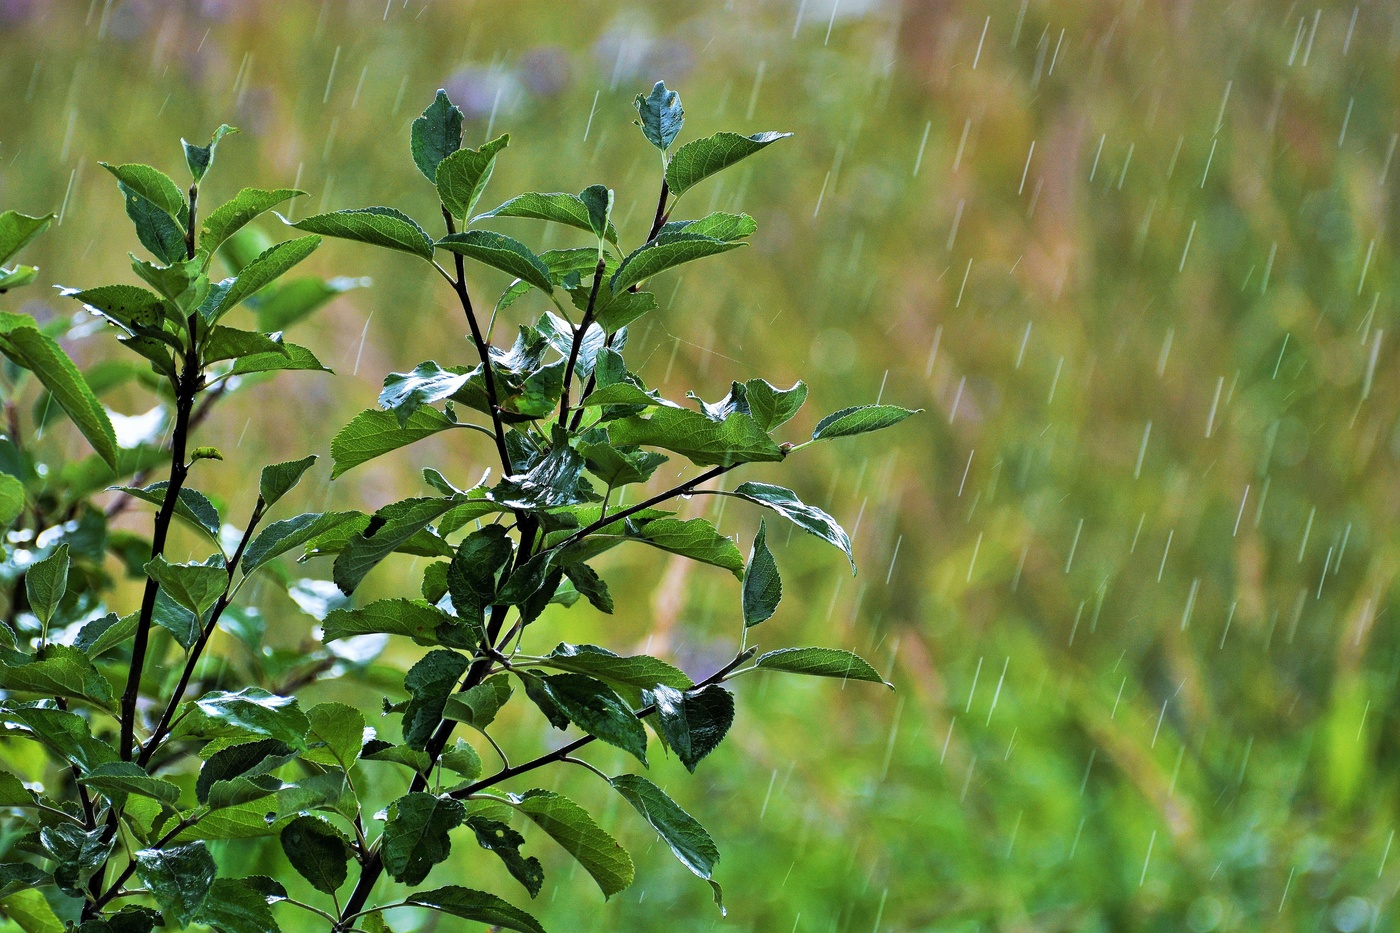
<box><xmin>4</xmin><ymin>0</ymin><xmax>1400</xmax><ymax>929</ymax></box>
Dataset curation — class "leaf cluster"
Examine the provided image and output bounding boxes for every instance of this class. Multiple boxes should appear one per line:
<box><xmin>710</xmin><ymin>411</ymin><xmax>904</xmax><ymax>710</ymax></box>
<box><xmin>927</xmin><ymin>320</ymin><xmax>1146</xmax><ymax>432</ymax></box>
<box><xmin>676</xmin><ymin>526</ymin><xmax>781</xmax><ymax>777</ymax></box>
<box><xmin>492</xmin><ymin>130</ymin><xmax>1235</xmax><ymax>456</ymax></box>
<box><xmin>0</xmin><ymin>83</ymin><xmax>912</xmax><ymax>933</ymax></box>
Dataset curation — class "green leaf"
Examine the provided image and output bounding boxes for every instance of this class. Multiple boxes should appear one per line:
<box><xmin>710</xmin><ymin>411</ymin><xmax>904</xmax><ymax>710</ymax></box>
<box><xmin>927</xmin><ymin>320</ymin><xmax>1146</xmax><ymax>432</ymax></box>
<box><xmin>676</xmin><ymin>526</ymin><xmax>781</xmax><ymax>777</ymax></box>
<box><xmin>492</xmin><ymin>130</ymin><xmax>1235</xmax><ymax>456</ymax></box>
<box><xmin>130</xmin><ymin>254</ymin><xmax>205</xmax><ymax>309</ymax></box>
<box><xmin>810</xmin><ymin>404</ymin><xmax>920</xmax><ymax>440</ymax></box>
<box><xmin>211</xmin><ymin>235</ymin><xmax>321</xmax><ymax>318</ymax></box>
<box><xmin>0</xmin><ymin>265</ymin><xmax>39</xmax><ymax>291</ymax></box>
<box><xmin>659</xmin><ymin>211</ymin><xmax>758</xmax><ymax>241</ymax></box>
<box><xmin>0</xmin><ymin>888</ymin><xmax>63</xmax><ymax>933</ymax></box>
<box><xmin>473</xmin><ymin>192</ymin><xmax>619</xmax><ymax>245</ymax></box>
<box><xmin>254</xmin><ymin>274</ymin><xmax>368</xmax><ymax>332</ymax></box>
<box><xmin>333</xmin><ymin>496</ymin><xmax>473</xmax><ymax>595</ymax></box>
<box><xmin>634</xmin><ymin>517</ymin><xmax>744</xmax><ymax>577</ymax></box>
<box><xmin>145</xmin><ymin>554</ymin><xmax>226</xmax><ymax>617</ymax></box>
<box><xmin>753</xmin><ymin>647</ymin><xmax>892</xmax><ymax>686</ymax></box>
<box><xmin>464</xmin><ymin>814</ymin><xmax>542</xmax><ymax>897</ymax></box>
<box><xmin>512</xmin><ymin>789</ymin><xmax>634</xmax><ymax>899</ymax></box>
<box><xmin>447</xmin><ymin>525</ymin><xmax>513</xmax><ymax>624</ymax></box>
<box><xmin>133</xmin><ymin>842</ymin><xmax>216</xmax><ymax>926</ymax></box>
<box><xmin>0</xmin><ymin>645</ymin><xmax>113</xmax><ymax>708</ymax></box>
<box><xmin>280</xmin><ymin>815</ymin><xmax>351</xmax><ymax>895</ymax></box>
<box><xmin>578</xmin><ymin>437</ymin><xmax>668</xmax><ymax>488</ymax></box>
<box><xmin>284</xmin><ymin>207</ymin><xmax>435</xmax><ymax>260</ymax></box>
<box><xmin>24</xmin><ymin>543</ymin><xmax>68</xmax><ymax>625</ymax></box>
<box><xmin>607</xmin><ymin>408</ymin><xmax>782</xmax><ymax>467</ymax></box>
<box><xmin>0</xmin><ymin>211</ymin><xmax>53</xmax><ymax>266</ymax></box>
<box><xmin>182</xmin><ymin>124</ymin><xmax>237</xmax><ymax>182</ymax></box>
<box><xmin>610</xmin><ymin>773</ymin><xmax>721</xmax><ymax>898</ymax></box>
<box><xmin>579</xmin><ymin>185</ymin><xmax>614</xmax><ymax>241</ymax></box>
<box><xmin>201</xmin><ymin>188</ymin><xmax>304</xmax><ymax>253</ymax></box>
<box><xmin>437</xmin><ymin>134</ymin><xmax>509</xmax><ymax>219</ymax></box>
<box><xmin>121</xmin><ymin>180</ymin><xmax>186</xmax><ymax>263</ymax></box>
<box><xmin>404</xmin><ymin>886</ymin><xmax>547</xmax><ymax>933</ymax></box>
<box><xmin>191</xmin><ymin>688</ymin><xmax>311</xmax><ymax>747</ymax></box>
<box><xmin>610</xmin><ymin>233</ymin><xmax>743</xmax><ymax>293</ymax></box>
<box><xmin>743</xmin><ymin>379</ymin><xmax>807</xmax><ymax>431</ymax></box>
<box><xmin>362</xmin><ymin>743</ymin><xmax>430</xmax><ymax>774</ymax></box>
<box><xmin>412</xmin><ymin>90</ymin><xmax>465</xmax><ymax>182</ymax></box>
<box><xmin>39</xmin><ymin>824</ymin><xmax>111</xmax><ymax>897</ymax></box>
<box><xmin>0</xmin><ymin>771</ymin><xmax>33</xmax><ymax>806</ymax></box>
<box><xmin>728</xmin><ymin>481</ymin><xmax>854</xmax><ymax>571</ymax></box>
<box><xmin>151</xmin><ymin>589</ymin><xmax>199</xmax><ymax>650</ymax></box>
<box><xmin>0</xmin><ymin>313</ymin><xmax>119</xmax><ymax>467</ymax></box>
<box><xmin>542</xmin><ymin>644</ymin><xmax>691</xmax><ymax>690</ymax></box>
<box><xmin>665</xmin><ymin>131</ymin><xmax>793</xmax><ymax>197</ymax></box>
<box><xmin>562</xmin><ymin>563</ymin><xmax>613</xmax><ymax>613</ymax></box>
<box><xmin>192</xmin><ymin>878</ymin><xmax>280</xmax><ymax>933</ymax></box>
<box><xmin>100</xmin><ymin>163</ymin><xmax>187</xmax><ymax>226</ymax></box>
<box><xmin>0</xmin><ymin>474</ymin><xmax>20</xmax><ymax>530</ymax></box>
<box><xmin>441</xmin><ymin>738</ymin><xmax>482</xmax><ymax>781</ymax></box>
<box><xmin>379</xmin><ymin>361</ymin><xmax>471</xmax><ymax>427</ymax></box>
<box><xmin>437</xmin><ymin>231</ymin><xmax>554</xmax><ymax>294</ymax></box>
<box><xmin>241</xmin><ymin>511</ymin><xmax>361</xmax><ymax>575</ymax></box>
<box><xmin>0</xmin><ymin>864</ymin><xmax>47</xmax><ymax>901</ymax></box>
<box><xmin>197</xmin><ymin>738</ymin><xmax>295</xmax><ymax>805</ymax></box>
<box><xmin>330</xmin><ymin>407</ymin><xmax>456</xmax><ymax>478</ymax></box>
<box><xmin>306</xmin><ymin>702</ymin><xmax>366</xmax><ymax>769</ymax></box>
<box><xmin>532</xmin><ymin>673</ymin><xmax>648</xmax><ymax>765</ymax></box>
<box><xmin>259</xmin><ymin>455</ymin><xmax>317</xmax><ymax>507</ymax></box>
<box><xmin>229</xmin><ymin>342</ymin><xmax>331</xmax><ymax>376</ymax></box>
<box><xmin>0</xmin><ymin>702</ymin><xmax>118</xmax><ymax>772</ymax></box>
<box><xmin>75</xmin><ymin>611</ymin><xmax>136</xmax><ymax>658</ymax></box>
<box><xmin>402</xmin><ymin>650</ymin><xmax>472</xmax><ymax>749</ymax></box>
<box><xmin>634</xmin><ymin>81</ymin><xmax>684</xmax><ymax>151</ymax></box>
<box><xmin>202</xmin><ymin>326</ymin><xmax>287</xmax><ymax>363</ymax></box>
<box><xmin>742</xmin><ymin>521</ymin><xmax>782</xmax><ymax>627</ymax></box>
<box><xmin>381</xmin><ymin>792</ymin><xmax>465</xmax><ymax>885</ymax></box>
<box><xmin>111</xmin><ymin>482</ymin><xmax>222</xmax><ymax>544</ymax></box>
<box><xmin>649</xmin><ymin>684</ymin><xmax>735</xmax><ymax>773</ymax></box>
<box><xmin>78</xmin><ymin>761</ymin><xmax>181</xmax><ymax>806</ymax></box>
<box><xmin>442</xmin><ymin>674</ymin><xmax>513</xmax><ymax>731</ymax></box>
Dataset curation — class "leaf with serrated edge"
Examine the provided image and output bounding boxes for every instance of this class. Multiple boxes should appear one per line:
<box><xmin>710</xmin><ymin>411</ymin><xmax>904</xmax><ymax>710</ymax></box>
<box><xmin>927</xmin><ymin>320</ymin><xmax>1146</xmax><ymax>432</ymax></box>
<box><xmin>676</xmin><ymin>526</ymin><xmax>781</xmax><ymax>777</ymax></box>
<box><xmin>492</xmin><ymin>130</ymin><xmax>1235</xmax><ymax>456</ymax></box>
<box><xmin>665</xmin><ymin>131</ymin><xmax>793</xmax><ymax>197</ymax></box>
<box><xmin>283</xmin><ymin>207</ymin><xmax>434</xmax><ymax>260</ymax></box>
<box><xmin>404</xmin><ymin>886</ymin><xmax>547</xmax><ymax>933</ymax></box>
<box><xmin>743</xmin><ymin>521</ymin><xmax>781</xmax><ymax>627</ymax></box>
<box><xmin>512</xmin><ymin>789</ymin><xmax>634</xmax><ymax>899</ymax></box>
<box><xmin>811</xmin><ymin>404</ymin><xmax>920</xmax><ymax>441</ymax></box>
<box><xmin>754</xmin><ymin>647</ymin><xmax>892</xmax><ymax>687</ymax></box>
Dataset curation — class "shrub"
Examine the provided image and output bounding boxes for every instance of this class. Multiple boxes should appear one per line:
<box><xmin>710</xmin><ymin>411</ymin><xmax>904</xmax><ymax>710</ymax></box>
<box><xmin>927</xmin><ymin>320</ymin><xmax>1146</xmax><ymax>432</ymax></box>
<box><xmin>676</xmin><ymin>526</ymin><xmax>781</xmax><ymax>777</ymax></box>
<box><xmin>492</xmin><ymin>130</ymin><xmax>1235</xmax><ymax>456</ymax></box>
<box><xmin>0</xmin><ymin>82</ymin><xmax>913</xmax><ymax>932</ymax></box>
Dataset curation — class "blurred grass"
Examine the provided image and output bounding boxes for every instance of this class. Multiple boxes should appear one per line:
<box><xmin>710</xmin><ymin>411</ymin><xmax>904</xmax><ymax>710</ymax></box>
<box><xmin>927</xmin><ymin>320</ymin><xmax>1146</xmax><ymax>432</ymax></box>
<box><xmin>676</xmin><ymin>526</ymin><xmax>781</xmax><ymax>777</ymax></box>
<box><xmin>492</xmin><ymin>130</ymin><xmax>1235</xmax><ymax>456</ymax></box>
<box><xmin>5</xmin><ymin>0</ymin><xmax>1400</xmax><ymax>930</ymax></box>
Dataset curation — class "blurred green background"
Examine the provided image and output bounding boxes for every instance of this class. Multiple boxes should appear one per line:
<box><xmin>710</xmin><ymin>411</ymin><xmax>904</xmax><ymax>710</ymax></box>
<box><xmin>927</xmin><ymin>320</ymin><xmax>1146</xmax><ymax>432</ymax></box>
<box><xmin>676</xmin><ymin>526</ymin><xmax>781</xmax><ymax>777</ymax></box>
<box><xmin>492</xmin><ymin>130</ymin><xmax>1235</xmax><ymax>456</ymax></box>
<box><xmin>5</xmin><ymin>0</ymin><xmax>1400</xmax><ymax>930</ymax></box>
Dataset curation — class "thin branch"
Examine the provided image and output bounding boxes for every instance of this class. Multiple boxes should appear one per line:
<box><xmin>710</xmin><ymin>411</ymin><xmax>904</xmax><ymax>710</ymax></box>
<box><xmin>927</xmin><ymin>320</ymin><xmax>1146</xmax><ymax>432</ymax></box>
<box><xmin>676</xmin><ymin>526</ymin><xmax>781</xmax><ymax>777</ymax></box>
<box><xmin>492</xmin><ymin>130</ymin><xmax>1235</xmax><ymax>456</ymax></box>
<box><xmin>91</xmin><ymin>809</ymin><xmax>203</xmax><ymax>910</ymax></box>
<box><xmin>552</xmin><ymin>464</ymin><xmax>736</xmax><ymax>551</ymax></box>
<box><xmin>118</xmin><ymin>327</ymin><xmax>199</xmax><ymax>760</ymax></box>
<box><xmin>138</xmin><ymin>496</ymin><xmax>266</xmax><ymax>765</ymax></box>
<box><xmin>569</xmin><ymin>176</ymin><xmax>670</xmax><ymax>432</ymax></box>
<box><xmin>556</xmin><ymin>257</ymin><xmax>607</xmax><ymax>429</ymax></box>
<box><xmin>441</xmin><ymin>208</ymin><xmax>511</xmax><ymax>473</ymax></box>
<box><xmin>448</xmin><ymin>648</ymin><xmax>753</xmax><ymax>802</ymax></box>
